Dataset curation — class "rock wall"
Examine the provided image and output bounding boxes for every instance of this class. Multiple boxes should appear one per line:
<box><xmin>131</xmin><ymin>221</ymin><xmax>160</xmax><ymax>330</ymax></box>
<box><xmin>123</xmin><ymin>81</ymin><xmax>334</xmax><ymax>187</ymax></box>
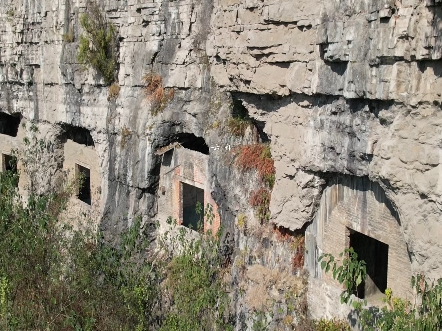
<box><xmin>1</xmin><ymin>0</ymin><xmax>442</xmax><ymax>326</ymax></box>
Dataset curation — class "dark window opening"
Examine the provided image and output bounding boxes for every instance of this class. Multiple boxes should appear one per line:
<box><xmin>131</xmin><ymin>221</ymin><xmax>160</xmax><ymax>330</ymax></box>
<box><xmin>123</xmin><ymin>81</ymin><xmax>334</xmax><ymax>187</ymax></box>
<box><xmin>0</xmin><ymin>113</ymin><xmax>21</xmax><ymax>137</ymax></box>
<box><xmin>60</xmin><ymin>124</ymin><xmax>94</xmax><ymax>147</ymax></box>
<box><xmin>3</xmin><ymin>154</ymin><xmax>17</xmax><ymax>173</ymax></box>
<box><xmin>76</xmin><ymin>164</ymin><xmax>91</xmax><ymax>205</ymax></box>
<box><xmin>182</xmin><ymin>182</ymin><xmax>204</xmax><ymax>231</ymax></box>
<box><xmin>350</xmin><ymin>229</ymin><xmax>388</xmax><ymax>299</ymax></box>
<box><xmin>162</xmin><ymin>149</ymin><xmax>173</xmax><ymax>167</ymax></box>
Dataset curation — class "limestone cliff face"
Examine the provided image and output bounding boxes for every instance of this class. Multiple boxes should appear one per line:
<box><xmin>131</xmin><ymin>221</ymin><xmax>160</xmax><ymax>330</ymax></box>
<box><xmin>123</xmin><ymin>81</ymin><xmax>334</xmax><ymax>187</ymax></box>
<box><xmin>1</xmin><ymin>0</ymin><xmax>442</xmax><ymax>325</ymax></box>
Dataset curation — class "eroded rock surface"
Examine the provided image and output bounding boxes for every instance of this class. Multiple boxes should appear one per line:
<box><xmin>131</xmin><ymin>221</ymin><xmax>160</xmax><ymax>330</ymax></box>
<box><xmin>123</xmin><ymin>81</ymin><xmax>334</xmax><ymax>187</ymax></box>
<box><xmin>1</xmin><ymin>0</ymin><xmax>442</xmax><ymax>326</ymax></box>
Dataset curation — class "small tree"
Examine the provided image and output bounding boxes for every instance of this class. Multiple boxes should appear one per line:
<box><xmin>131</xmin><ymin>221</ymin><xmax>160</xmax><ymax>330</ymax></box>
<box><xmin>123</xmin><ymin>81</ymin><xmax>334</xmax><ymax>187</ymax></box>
<box><xmin>319</xmin><ymin>247</ymin><xmax>367</xmax><ymax>304</ymax></box>
<box><xmin>78</xmin><ymin>0</ymin><xmax>118</xmax><ymax>85</ymax></box>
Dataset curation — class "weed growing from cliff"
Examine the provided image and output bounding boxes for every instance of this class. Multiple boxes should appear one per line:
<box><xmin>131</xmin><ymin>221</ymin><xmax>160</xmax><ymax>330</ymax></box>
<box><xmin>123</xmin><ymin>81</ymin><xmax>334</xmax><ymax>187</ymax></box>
<box><xmin>78</xmin><ymin>0</ymin><xmax>118</xmax><ymax>85</ymax></box>
<box><xmin>249</xmin><ymin>188</ymin><xmax>271</xmax><ymax>224</ymax></box>
<box><xmin>143</xmin><ymin>71</ymin><xmax>175</xmax><ymax>116</ymax></box>
<box><xmin>228</xmin><ymin>99</ymin><xmax>253</xmax><ymax>137</ymax></box>
<box><xmin>120</xmin><ymin>125</ymin><xmax>132</xmax><ymax>149</ymax></box>
<box><xmin>108</xmin><ymin>81</ymin><xmax>120</xmax><ymax>100</ymax></box>
<box><xmin>235</xmin><ymin>144</ymin><xmax>275</xmax><ymax>189</ymax></box>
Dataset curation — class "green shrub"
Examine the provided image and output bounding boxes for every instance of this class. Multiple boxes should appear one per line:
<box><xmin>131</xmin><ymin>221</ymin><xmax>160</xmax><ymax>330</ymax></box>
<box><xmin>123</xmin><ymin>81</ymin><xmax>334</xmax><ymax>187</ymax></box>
<box><xmin>0</xmin><ymin>167</ymin><xmax>160</xmax><ymax>330</ymax></box>
<box><xmin>78</xmin><ymin>1</ymin><xmax>118</xmax><ymax>85</ymax></box>
<box><xmin>320</xmin><ymin>249</ymin><xmax>442</xmax><ymax>331</ymax></box>
<box><xmin>158</xmin><ymin>208</ymin><xmax>233</xmax><ymax>331</ymax></box>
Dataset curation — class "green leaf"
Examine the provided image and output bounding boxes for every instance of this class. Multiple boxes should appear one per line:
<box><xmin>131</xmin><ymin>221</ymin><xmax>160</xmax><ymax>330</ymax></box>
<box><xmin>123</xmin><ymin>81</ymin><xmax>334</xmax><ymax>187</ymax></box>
<box><xmin>356</xmin><ymin>274</ymin><xmax>362</xmax><ymax>286</ymax></box>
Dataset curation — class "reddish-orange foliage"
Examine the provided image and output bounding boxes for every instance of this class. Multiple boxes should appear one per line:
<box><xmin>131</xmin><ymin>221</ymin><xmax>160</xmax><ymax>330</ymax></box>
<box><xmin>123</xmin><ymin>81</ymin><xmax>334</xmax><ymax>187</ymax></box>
<box><xmin>249</xmin><ymin>188</ymin><xmax>271</xmax><ymax>223</ymax></box>
<box><xmin>235</xmin><ymin>144</ymin><xmax>275</xmax><ymax>180</ymax></box>
<box><xmin>292</xmin><ymin>236</ymin><xmax>305</xmax><ymax>272</ymax></box>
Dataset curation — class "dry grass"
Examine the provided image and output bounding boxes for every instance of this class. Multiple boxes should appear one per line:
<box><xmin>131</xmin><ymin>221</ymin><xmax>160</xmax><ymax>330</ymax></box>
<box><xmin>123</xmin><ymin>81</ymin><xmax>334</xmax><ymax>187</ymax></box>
<box><xmin>120</xmin><ymin>126</ymin><xmax>131</xmax><ymax>148</ymax></box>
<box><xmin>142</xmin><ymin>71</ymin><xmax>175</xmax><ymax>115</ymax></box>
<box><xmin>227</xmin><ymin>118</ymin><xmax>251</xmax><ymax>137</ymax></box>
<box><xmin>108</xmin><ymin>82</ymin><xmax>120</xmax><ymax>100</ymax></box>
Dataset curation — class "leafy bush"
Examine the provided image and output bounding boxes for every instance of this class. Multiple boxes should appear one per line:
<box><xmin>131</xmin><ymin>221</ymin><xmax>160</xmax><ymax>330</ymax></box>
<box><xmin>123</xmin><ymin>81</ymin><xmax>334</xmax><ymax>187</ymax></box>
<box><xmin>353</xmin><ymin>275</ymin><xmax>442</xmax><ymax>331</ymax></box>
<box><xmin>142</xmin><ymin>71</ymin><xmax>175</xmax><ymax>116</ymax></box>
<box><xmin>78</xmin><ymin>1</ymin><xmax>118</xmax><ymax>85</ymax></box>
<box><xmin>0</xmin><ymin>167</ymin><xmax>160</xmax><ymax>331</ymax></box>
<box><xmin>319</xmin><ymin>247</ymin><xmax>367</xmax><ymax>304</ymax></box>
<box><xmin>158</xmin><ymin>209</ymin><xmax>233</xmax><ymax>331</ymax></box>
<box><xmin>320</xmin><ymin>249</ymin><xmax>442</xmax><ymax>330</ymax></box>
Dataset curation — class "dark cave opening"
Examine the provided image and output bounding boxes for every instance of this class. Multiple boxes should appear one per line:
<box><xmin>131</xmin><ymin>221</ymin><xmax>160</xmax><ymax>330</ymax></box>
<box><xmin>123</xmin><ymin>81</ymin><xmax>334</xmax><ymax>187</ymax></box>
<box><xmin>60</xmin><ymin>124</ymin><xmax>94</xmax><ymax>147</ymax></box>
<box><xmin>0</xmin><ymin>112</ymin><xmax>21</xmax><ymax>137</ymax></box>
<box><xmin>173</xmin><ymin>133</ymin><xmax>209</xmax><ymax>155</ymax></box>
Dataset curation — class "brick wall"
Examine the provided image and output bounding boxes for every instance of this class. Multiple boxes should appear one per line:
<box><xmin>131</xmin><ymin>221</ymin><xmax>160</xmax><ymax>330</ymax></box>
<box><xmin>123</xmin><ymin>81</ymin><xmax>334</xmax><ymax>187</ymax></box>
<box><xmin>309</xmin><ymin>176</ymin><xmax>412</xmax><ymax>299</ymax></box>
<box><xmin>157</xmin><ymin>147</ymin><xmax>221</xmax><ymax>234</ymax></box>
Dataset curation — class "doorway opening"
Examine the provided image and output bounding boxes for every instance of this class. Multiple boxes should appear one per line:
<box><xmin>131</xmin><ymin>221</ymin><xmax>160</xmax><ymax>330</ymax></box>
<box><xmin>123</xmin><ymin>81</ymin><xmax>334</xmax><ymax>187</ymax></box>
<box><xmin>349</xmin><ymin>229</ymin><xmax>388</xmax><ymax>299</ymax></box>
<box><xmin>76</xmin><ymin>164</ymin><xmax>91</xmax><ymax>205</ymax></box>
<box><xmin>181</xmin><ymin>182</ymin><xmax>204</xmax><ymax>231</ymax></box>
<box><xmin>2</xmin><ymin>154</ymin><xmax>17</xmax><ymax>173</ymax></box>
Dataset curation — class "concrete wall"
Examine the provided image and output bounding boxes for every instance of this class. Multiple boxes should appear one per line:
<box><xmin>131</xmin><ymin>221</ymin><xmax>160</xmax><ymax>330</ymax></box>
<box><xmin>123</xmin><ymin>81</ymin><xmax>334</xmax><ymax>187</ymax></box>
<box><xmin>62</xmin><ymin>139</ymin><xmax>101</xmax><ymax>230</ymax></box>
<box><xmin>157</xmin><ymin>147</ymin><xmax>220</xmax><ymax>233</ymax></box>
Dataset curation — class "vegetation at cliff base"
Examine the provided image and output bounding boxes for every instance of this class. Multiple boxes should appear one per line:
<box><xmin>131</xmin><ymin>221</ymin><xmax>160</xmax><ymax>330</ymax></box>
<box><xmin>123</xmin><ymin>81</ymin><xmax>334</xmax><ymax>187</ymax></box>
<box><xmin>320</xmin><ymin>249</ymin><xmax>442</xmax><ymax>331</ymax></box>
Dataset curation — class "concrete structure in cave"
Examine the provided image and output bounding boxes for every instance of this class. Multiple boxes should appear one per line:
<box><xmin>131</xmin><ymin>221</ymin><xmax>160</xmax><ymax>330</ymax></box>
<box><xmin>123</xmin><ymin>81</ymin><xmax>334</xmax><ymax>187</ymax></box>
<box><xmin>60</xmin><ymin>124</ymin><xmax>101</xmax><ymax>229</ymax></box>
<box><xmin>156</xmin><ymin>134</ymin><xmax>220</xmax><ymax>233</ymax></box>
<box><xmin>305</xmin><ymin>176</ymin><xmax>412</xmax><ymax>301</ymax></box>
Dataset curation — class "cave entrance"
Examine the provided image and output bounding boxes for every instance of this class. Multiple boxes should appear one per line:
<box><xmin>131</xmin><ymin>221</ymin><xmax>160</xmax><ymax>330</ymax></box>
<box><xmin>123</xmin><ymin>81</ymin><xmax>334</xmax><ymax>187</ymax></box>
<box><xmin>76</xmin><ymin>164</ymin><xmax>91</xmax><ymax>205</ymax></box>
<box><xmin>61</xmin><ymin>124</ymin><xmax>94</xmax><ymax>147</ymax></box>
<box><xmin>0</xmin><ymin>113</ymin><xmax>21</xmax><ymax>137</ymax></box>
<box><xmin>168</xmin><ymin>133</ymin><xmax>209</xmax><ymax>155</ymax></box>
<box><xmin>181</xmin><ymin>182</ymin><xmax>204</xmax><ymax>231</ymax></box>
<box><xmin>349</xmin><ymin>229</ymin><xmax>388</xmax><ymax>299</ymax></box>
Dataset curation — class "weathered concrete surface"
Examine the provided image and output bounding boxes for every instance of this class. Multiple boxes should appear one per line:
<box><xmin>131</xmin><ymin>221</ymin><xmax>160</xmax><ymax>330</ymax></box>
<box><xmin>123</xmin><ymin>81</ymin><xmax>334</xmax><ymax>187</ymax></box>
<box><xmin>1</xmin><ymin>0</ymin><xmax>442</xmax><ymax>326</ymax></box>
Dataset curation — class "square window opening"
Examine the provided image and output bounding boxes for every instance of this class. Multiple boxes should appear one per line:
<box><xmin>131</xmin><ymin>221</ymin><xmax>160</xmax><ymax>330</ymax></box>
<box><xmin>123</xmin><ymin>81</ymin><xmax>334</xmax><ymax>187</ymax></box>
<box><xmin>181</xmin><ymin>182</ymin><xmax>204</xmax><ymax>231</ymax></box>
<box><xmin>3</xmin><ymin>154</ymin><xmax>17</xmax><ymax>173</ymax></box>
<box><xmin>76</xmin><ymin>164</ymin><xmax>91</xmax><ymax>205</ymax></box>
<box><xmin>349</xmin><ymin>229</ymin><xmax>389</xmax><ymax>299</ymax></box>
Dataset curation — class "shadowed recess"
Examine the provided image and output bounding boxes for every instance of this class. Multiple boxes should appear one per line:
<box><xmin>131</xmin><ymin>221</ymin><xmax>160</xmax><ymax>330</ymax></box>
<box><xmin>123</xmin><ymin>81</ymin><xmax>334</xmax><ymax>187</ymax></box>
<box><xmin>0</xmin><ymin>112</ymin><xmax>21</xmax><ymax>137</ymax></box>
<box><xmin>59</xmin><ymin>124</ymin><xmax>95</xmax><ymax>147</ymax></box>
<box><xmin>170</xmin><ymin>132</ymin><xmax>209</xmax><ymax>155</ymax></box>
